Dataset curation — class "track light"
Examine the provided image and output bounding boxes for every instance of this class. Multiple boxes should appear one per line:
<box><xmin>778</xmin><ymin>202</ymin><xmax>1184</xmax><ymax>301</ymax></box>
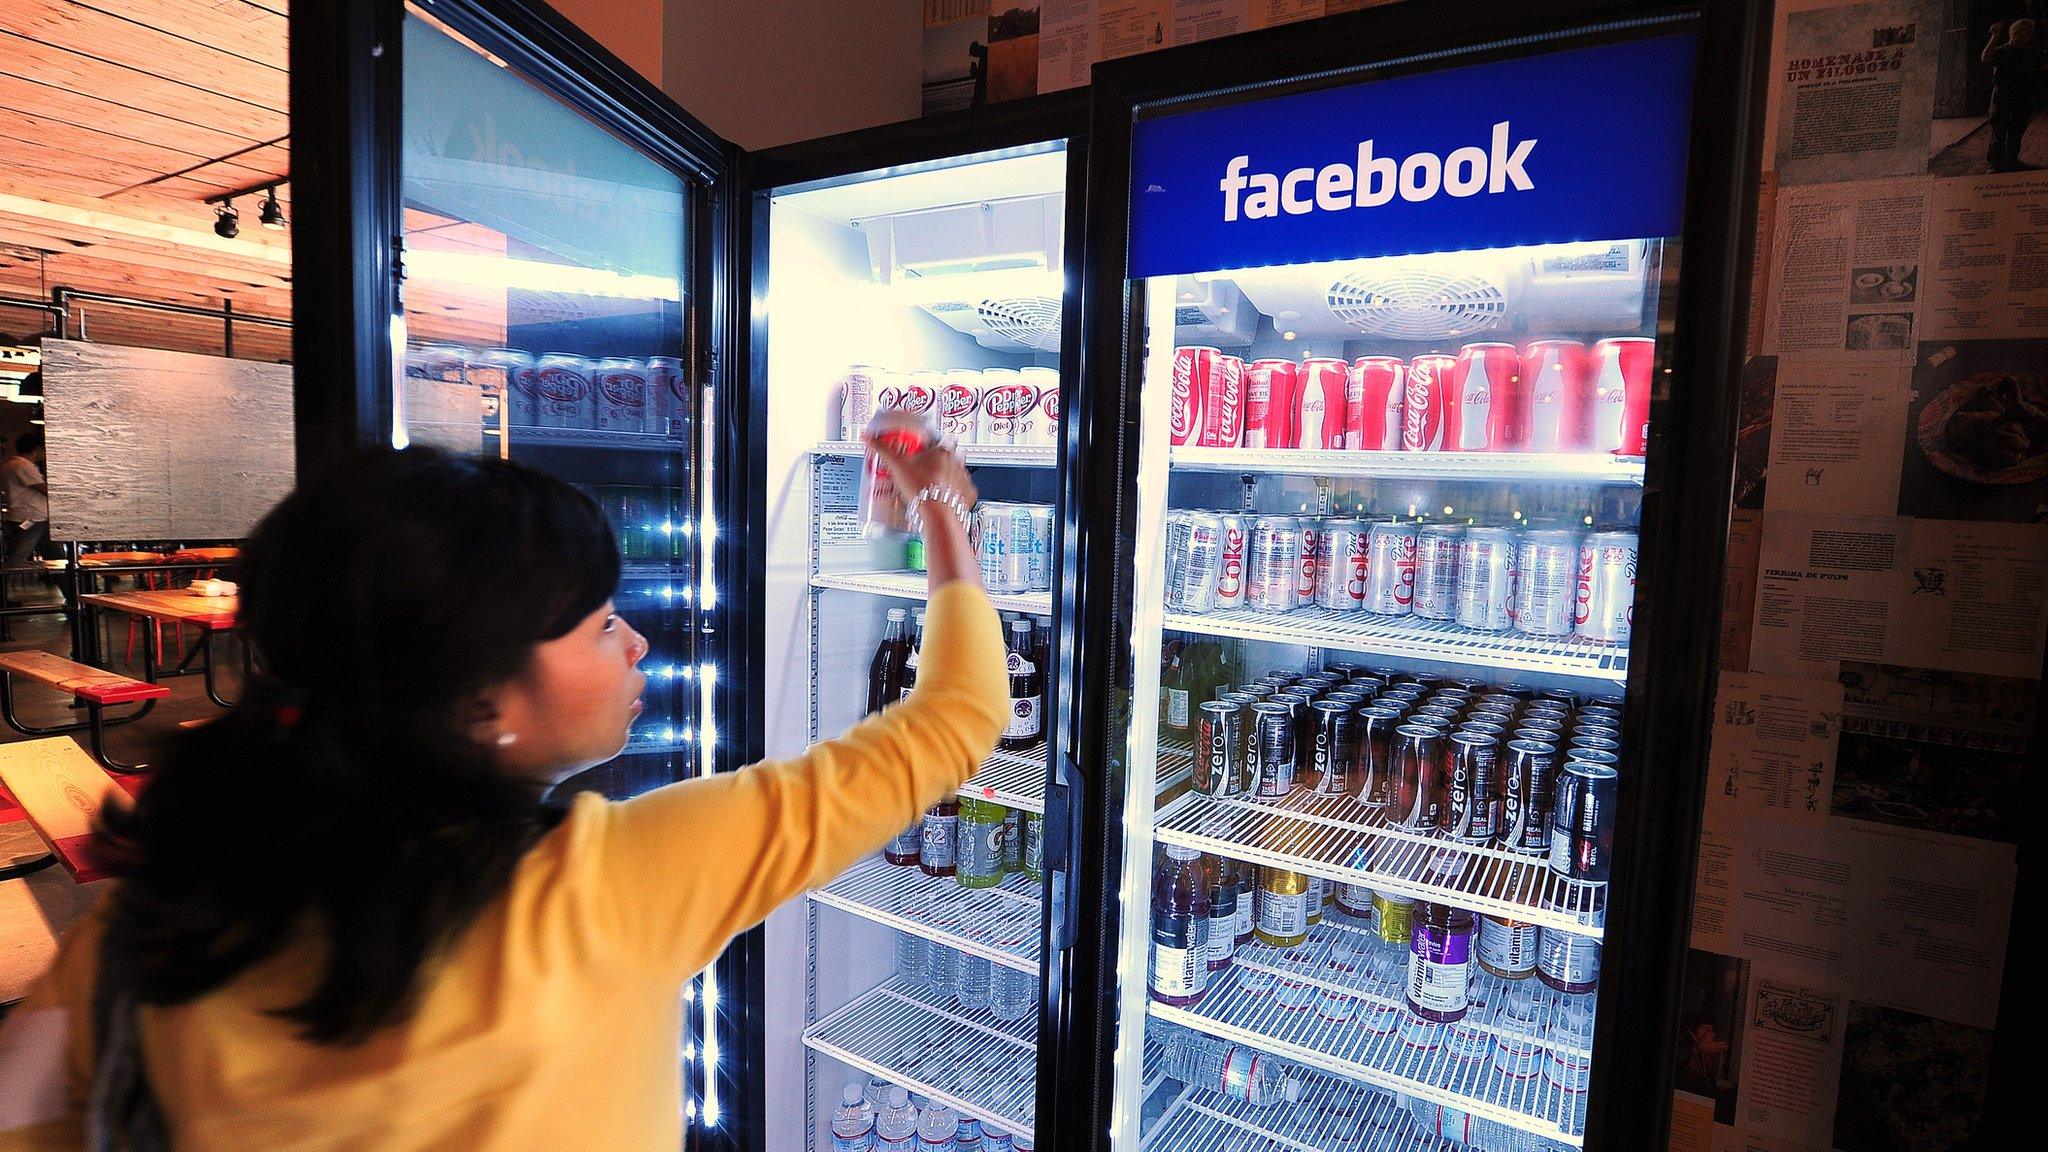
<box><xmin>214</xmin><ymin>200</ymin><xmax>240</xmax><ymax>239</ymax></box>
<box><xmin>259</xmin><ymin>188</ymin><xmax>286</xmax><ymax>230</ymax></box>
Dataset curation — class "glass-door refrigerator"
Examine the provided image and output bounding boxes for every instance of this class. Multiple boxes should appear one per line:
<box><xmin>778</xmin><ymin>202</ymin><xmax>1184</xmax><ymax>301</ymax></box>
<box><xmin>1069</xmin><ymin>4</ymin><xmax>1765</xmax><ymax>1152</ymax></box>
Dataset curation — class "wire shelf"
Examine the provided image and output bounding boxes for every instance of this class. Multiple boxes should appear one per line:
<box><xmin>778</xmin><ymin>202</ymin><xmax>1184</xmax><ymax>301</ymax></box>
<box><xmin>1154</xmin><ymin>790</ymin><xmax>1606</xmax><ymax>937</ymax></box>
<box><xmin>1157</xmin><ymin>741</ymin><xmax>1197</xmax><ymax>795</ymax></box>
<box><xmin>1151</xmin><ymin>966</ymin><xmax>1589</xmax><ymax>1146</ymax></box>
<box><xmin>506</xmin><ymin>426</ymin><xmax>684</xmax><ymax>452</ymax></box>
<box><xmin>1162</xmin><ymin>606</ymin><xmax>1627</xmax><ymax>683</ymax></box>
<box><xmin>815</xmin><ymin>440</ymin><xmax>1057</xmax><ymax>468</ymax></box>
<box><xmin>813</xmin><ymin>570</ymin><xmax>1053</xmax><ymax>616</ymax></box>
<box><xmin>965</xmin><ymin>744</ymin><xmax>1050</xmax><ymax>812</ymax></box>
<box><xmin>1170</xmin><ymin>446</ymin><xmax>1644</xmax><ymax>486</ymax></box>
<box><xmin>804</xmin><ymin>979</ymin><xmax>1038</xmax><ymax>1141</ymax></box>
<box><xmin>810</xmin><ymin>856</ymin><xmax>1042</xmax><ymax>972</ymax></box>
<box><xmin>1145</xmin><ymin>1060</ymin><xmax>1468</xmax><ymax>1152</ymax></box>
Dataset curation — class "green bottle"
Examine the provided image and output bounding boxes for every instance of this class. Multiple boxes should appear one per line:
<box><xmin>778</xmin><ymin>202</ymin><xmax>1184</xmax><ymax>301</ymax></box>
<box><xmin>956</xmin><ymin>798</ymin><xmax>1008</xmax><ymax>889</ymax></box>
<box><xmin>906</xmin><ymin>536</ymin><xmax>927</xmax><ymax>572</ymax></box>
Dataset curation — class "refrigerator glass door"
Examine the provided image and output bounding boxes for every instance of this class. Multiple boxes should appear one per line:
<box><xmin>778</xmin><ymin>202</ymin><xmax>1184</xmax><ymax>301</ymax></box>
<box><xmin>755</xmin><ymin>144</ymin><xmax>1070</xmax><ymax>1152</ymax></box>
<box><xmin>1106</xmin><ymin>31</ymin><xmax>1699</xmax><ymax>1152</ymax></box>
<box><xmin>394</xmin><ymin>5</ymin><xmax>701</xmax><ymax>797</ymax></box>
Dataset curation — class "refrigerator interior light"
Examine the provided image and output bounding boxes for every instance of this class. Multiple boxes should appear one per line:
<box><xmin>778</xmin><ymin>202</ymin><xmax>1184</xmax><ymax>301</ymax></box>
<box><xmin>406</xmin><ymin>248</ymin><xmax>683</xmax><ymax>302</ymax></box>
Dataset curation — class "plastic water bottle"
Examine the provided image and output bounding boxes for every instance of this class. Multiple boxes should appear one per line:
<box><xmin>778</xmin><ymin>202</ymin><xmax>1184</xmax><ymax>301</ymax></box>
<box><xmin>875</xmin><ymin>1087</ymin><xmax>919</xmax><ymax>1152</ymax></box>
<box><xmin>983</xmin><ymin>1125</ymin><xmax>1014</xmax><ymax>1152</ymax></box>
<box><xmin>958</xmin><ymin>952</ymin><xmax>993</xmax><ymax>1012</ymax></box>
<box><xmin>955</xmin><ymin>1113</ymin><xmax>984</xmax><ymax>1152</ymax></box>
<box><xmin>895</xmin><ymin>928</ymin><xmax>930</xmax><ymax>992</ymax></box>
<box><xmin>862</xmin><ymin>1075</ymin><xmax>893</xmax><ymax>1113</ymax></box>
<box><xmin>1161</xmin><ymin>1031</ymin><xmax>1303</xmax><ymax>1106</ymax></box>
<box><xmin>927</xmin><ymin>934</ymin><xmax>961</xmax><ymax>1004</ymax></box>
<box><xmin>1545</xmin><ymin>1001</ymin><xmax>1595</xmax><ymax>1133</ymax></box>
<box><xmin>914</xmin><ymin>1102</ymin><xmax>956</xmax><ymax>1152</ymax></box>
<box><xmin>832</xmin><ymin>1081</ymin><xmax>877</xmax><ymax>1152</ymax></box>
<box><xmin>993</xmin><ymin>962</ymin><xmax>1033</xmax><ymax>1021</ymax></box>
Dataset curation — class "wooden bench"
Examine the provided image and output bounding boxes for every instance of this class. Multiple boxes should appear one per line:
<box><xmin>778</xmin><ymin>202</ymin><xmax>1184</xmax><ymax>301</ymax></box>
<box><xmin>0</xmin><ymin>737</ymin><xmax>142</xmax><ymax>885</ymax></box>
<box><xmin>0</xmin><ymin>649</ymin><xmax>171</xmax><ymax>773</ymax></box>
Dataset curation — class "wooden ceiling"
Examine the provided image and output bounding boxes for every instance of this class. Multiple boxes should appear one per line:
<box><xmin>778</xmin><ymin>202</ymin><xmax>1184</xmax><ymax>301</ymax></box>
<box><xmin>0</xmin><ymin>0</ymin><xmax>292</xmax><ymax>344</ymax></box>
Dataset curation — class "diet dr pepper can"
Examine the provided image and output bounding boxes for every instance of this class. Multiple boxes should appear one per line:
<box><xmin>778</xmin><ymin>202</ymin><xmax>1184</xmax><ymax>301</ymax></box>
<box><xmin>938</xmin><ymin>369</ymin><xmax>983</xmax><ymax>445</ymax></box>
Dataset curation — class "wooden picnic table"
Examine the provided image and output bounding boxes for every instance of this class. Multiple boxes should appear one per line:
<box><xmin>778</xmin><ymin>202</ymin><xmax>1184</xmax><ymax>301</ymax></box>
<box><xmin>79</xmin><ymin>589</ymin><xmax>242</xmax><ymax>705</ymax></box>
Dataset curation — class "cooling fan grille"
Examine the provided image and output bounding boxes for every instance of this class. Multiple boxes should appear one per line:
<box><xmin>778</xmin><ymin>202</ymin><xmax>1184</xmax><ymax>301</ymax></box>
<box><xmin>1325</xmin><ymin>267</ymin><xmax>1507</xmax><ymax>340</ymax></box>
<box><xmin>974</xmin><ymin>296</ymin><xmax>1063</xmax><ymax>352</ymax></box>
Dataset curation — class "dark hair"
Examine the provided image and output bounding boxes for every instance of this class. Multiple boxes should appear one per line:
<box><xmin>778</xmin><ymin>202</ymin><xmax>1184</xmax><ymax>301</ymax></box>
<box><xmin>15</xmin><ymin>428</ymin><xmax>42</xmax><ymax>453</ymax></box>
<box><xmin>98</xmin><ymin>448</ymin><xmax>619</xmax><ymax>1043</ymax></box>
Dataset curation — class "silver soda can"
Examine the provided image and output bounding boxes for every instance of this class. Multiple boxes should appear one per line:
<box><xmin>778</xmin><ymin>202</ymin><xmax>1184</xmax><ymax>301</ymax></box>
<box><xmin>1454</xmin><ymin>527</ymin><xmax>1516</xmax><ymax>631</ymax></box>
<box><xmin>1246</xmin><ymin>517</ymin><xmax>1302</xmax><ymax>613</ymax></box>
<box><xmin>938</xmin><ymin>369</ymin><xmax>984</xmax><ymax>445</ymax></box>
<box><xmin>1004</xmin><ymin>504</ymin><xmax>1036</xmax><ymax>592</ymax></box>
<box><xmin>645</xmin><ymin>355</ymin><xmax>685</xmax><ymax>436</ymax></box>
<box><xmin>1026</xmin><ymin>505</ymin><xmax>1055</xmax><ymax>593</ymax></box>
<box><xmin>976</xmin><ymin>502</ymin><xmax>1018</xmax><ymax>593</ymax></box>
<box><xmin>1213</xmin><ymin>513</ymin><xmax>1249</xmax><ymax>610</ymax></box>
<box><xmin>1296</xmin><ymin>518</ymin><xmax>1323</xmax><ymax>603</ymax></box>
<box><xmin>534</xmin><ymin>352</ymin><xmax>594</xmax><ymax>428</ymax></box>
<box><xmin>1362</xmin><ymin>520</ymin><xmax>1418</xmax><ymax>615</ymax></box>
<box><xmin>1512</xmin><ymin>529</ymin><xmax>1581</xmax><ymax>638</ymax></box>
<box><xmin>594</xmin><ymin>357</ymin><xmax>654</xmax><ymax>433</ymax></box>
<box><xmin>1414</xmin><ymin>524</ymin><xmax>1465</xmax><ymax>620</ymax></box>
<box><xmin>1575</xmin><ymin>530</ymin><xmax>1638</xmax><ymax>644</ymax></box>
<box><xmin>1018</xmin><ymin>366</ymin><xmax>1060</xmax><ymax>447</ymax></box>
<box><xmin>1314</xmin><ymin>519</ymin><xmax>1371</xmax><ymax>611</ymax></box>
<box><xmin>1165</xmin><ymin>512</ymin><xmax>1223</xmax><ymax>613</ymax></box>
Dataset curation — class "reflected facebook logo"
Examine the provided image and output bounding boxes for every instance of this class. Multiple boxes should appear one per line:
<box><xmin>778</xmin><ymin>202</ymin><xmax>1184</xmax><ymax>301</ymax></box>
<box><xmin>1219</xmin><ymin>122</ymin><xmax>1538</xmax><ymax>221</ymax></box>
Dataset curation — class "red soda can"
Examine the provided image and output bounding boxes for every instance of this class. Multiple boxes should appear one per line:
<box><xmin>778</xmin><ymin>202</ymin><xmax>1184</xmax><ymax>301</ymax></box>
<box><xmin>1245</xmin><ymin>359</ymin><xmax>1295</xmax><ymax>449</ymax></box>
<box><xmin>1199</xmin><ymin>353</ymin><xmax>1246</xmax><ymax>448</ymax></box>
<box><xmin>1590</xmin><ymin>337</ymin><xmax>1654</xmax><ymax>455</ymax></box>
<box><xmin>1403</xmin><ymin>353</ymin><xmax>1456</xmax><ymax>451</ymax></box>
<box><xmin>1169</xmin><ymin>346</ymin><xmax>1215</xmax><ymax>447</ymax></box>
<box><xmin>1350</xmin><ymin>356</ymin><xmax>1405</xmax><ymax>451</ymax></box>
<box><xmin>1574</xmin><ymin>530</ymin><xmax>1638</xmax><ymax>644</ymax></box>
<box><xmin>1214</xmin><ymin>513</ymin><xmax>1249</xmax><ymax>610</ymax></box>
<box><xmin>1452</xmin><ymin>342</ymin><xmax>1521</xmax><ymax>451</ymax></box>
<box><xmin>1522</xmin><ymin>340</ymin><xmax>1590</xmax><ymax>451</ymax></box>
<box><xmin>1363</xmin><ymin>520</ymin><xmax>1418</xmax><ymax>615</ymax></box>
<box><xmin>1298</xmin><ymin>357</ymin><xmax>1350</xmax><ymax>450</ymax></box>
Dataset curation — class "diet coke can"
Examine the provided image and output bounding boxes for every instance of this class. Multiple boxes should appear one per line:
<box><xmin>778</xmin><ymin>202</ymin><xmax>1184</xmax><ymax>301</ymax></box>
<box><xmin>1245</xmin><ymin>359</ymin><xmax>1295</xmax><ymax>450</ymax></box>
<box><xmin>1414</xmin><ymin>524</ymin><xmax>1465</xmax><ymax>621</ymax></box>
<box><xmin>938</xmin><ymin>369</ymin><xmax>983</xmax><ymax>444</ymax></box>
<box><xmin>1512</xmin><ymin>529</ymin><xmax>1581</xmax><ymax>638</ymax></box>
<box><xmin>1018</xmin><ymin>366</ymin><xmax>1060</xmax><ymax>446</ymax></box>
<box><xmin>1521</xmin><ymin>340</ymin><xmax>1590</xmax><ymax>451</ymax></box>
<box><xmin>1350</xmin><ymin>356</ymin><xmax>1406</xmax><ymax>451</ymax></box>
<box><xmin>838</xmin><ymin>365</ymin><xmax>879</xmax><ymax>441</ymax></box>
<box><xmin>1452</xmin><ymin>342</ymin><xmax>1521</xmax><ymax>452</ymax></box>
<box><xmin>1454</xmin><ymin>526</ymin><xmax>1516</xmax><ymax>631</ymax></box>
<box><xmin>1362</xmin><ymin>520</ymin><xmax>1418</xmax><ymax>615</ymax></box>
<box><xmin>978</xmin><ymin>369</ymin><xmax>1035</xmax><ymax>444</ymax></box>
<box><xmin>1402</xmin><ymin>353</ymin><xmax>1456</xmax><ymax>451</ymax></box>
<box><xmin>1575</xmin><ymin>530</ymin><xmax>1638</xmax><ymax>644</ymax></box>
<box><xmin>1590</xmin><ymin>337</ymin><xmax>1654</xmax><ymax>455</ymax></box>
<box><xmin>1296</xmin><ymin>518</ymin><xmax>1322</xmax><ymax>604</ymax></box>
<box><xmin>1298</xmin><ymin>357</ymin><xmax>1350</xmax><ymax>450</ymax></box>
<box><xmin>535</xmin><ymin>352</ymin><xmax>594</xmax><ymax>428</ymax></box>
<box><xmin>1214</xmin><ymin>513</ymin><xmax>1248</xmax><ymax>609</ymax></box>
<box><xmin>1165</xmin><ymin>512</ymin><xmax>1224</xmax><ymax>614</ymax></box>
<box><xmin>1246</xmin><ymin>516</ymin><xmax>1302</xmax><ymax>613</ymax></box>
<box><xmin>1313</xmin><ymin>519</ymin><xmax>1371</xmax><ymax>612</ymax></box>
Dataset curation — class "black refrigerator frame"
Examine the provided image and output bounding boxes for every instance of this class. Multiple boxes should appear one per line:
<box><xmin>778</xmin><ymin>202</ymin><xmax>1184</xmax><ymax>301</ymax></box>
<box><xmin>1065</xmin><ymin>2</ymin><xmax>1768</xmax><ymax>1151</ymax></box>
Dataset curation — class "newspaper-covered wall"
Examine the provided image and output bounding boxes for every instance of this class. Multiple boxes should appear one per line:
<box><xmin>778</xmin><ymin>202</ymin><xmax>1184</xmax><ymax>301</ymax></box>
<box><xmin>925</xmin><ymin>3</ymin><xmax>2037</xmax><ymax>1148</ymax></box>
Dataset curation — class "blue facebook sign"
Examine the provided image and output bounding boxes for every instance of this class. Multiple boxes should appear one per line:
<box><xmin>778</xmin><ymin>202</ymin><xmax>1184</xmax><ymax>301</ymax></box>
<box><xmin>1129</xmin><ymin>34</ymin><xmax>1699</xmax><ymax>279</ymax></box>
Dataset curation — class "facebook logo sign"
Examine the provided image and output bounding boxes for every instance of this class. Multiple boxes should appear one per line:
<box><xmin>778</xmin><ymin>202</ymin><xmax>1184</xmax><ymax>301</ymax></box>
<box><xmin>1129</xmin><ymin>34</ymin><xmax>1699</xmax><ymax>279</ymax></box>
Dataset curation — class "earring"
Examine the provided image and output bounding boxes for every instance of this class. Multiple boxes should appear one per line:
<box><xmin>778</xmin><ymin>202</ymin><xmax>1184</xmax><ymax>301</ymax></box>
<box><xmin>495</xmin><ymin>732</ymin><xmax>519</xmax><ymax>747</ymax></box>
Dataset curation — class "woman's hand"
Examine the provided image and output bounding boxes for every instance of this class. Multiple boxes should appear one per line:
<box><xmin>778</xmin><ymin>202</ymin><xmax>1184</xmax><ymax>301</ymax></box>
<box><xmin>867</xmin><ymin>433</ymin><xmax>982</xmax><ymax>591</ymax></box>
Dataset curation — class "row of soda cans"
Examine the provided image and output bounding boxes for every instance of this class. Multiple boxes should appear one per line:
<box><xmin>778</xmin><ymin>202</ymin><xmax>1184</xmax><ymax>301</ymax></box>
<box><xmin>405</xmin><ymin>345</ymin><xmax>686</xmax><ymax>436</ymax></box>
<box><xmin>1194</xmin><ymin>666</ymin><xmax>1624</xmax><ymax>886</ymax></box>
<box><xmin>839</xmin><ymin>364</ymin><xmax>1061</xmax><ymax>448</ymax></box>
<box><xmin>974</xmin><ymin>502</ymin><xmax>1056</xmax><ymax>595</ymax></box>
<box><xmin>1164</xmin><ymin>512</ymin><xmax>1636</xmax><ymax>644</ymax></box>
<box><xmin>1169</xmin><ymin>338</ymin><xmax>1653</xmax><ymax>455</ymax></box>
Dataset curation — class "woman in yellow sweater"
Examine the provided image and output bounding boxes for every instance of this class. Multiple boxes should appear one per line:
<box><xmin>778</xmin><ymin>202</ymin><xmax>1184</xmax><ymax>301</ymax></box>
<box><xmin>0</xmin><ymin>439</ymin><xmax>1008</xmax><ymax>1150</ymax></box>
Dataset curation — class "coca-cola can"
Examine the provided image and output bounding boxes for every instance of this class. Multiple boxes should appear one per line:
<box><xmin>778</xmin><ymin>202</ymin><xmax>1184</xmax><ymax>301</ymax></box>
<box><xmin>1391</xmin><ymin>724</ymin><xmax>1445</xmax><ymax>832</ymax></box>
<box><xmin>1246</xmin><ymin>516</ymin><xmax>1302</xmax><ymax>613</ymax></box>
<box><xmin>1204</xmin><ymin>353</ymin><xmax>1245</xmax><ymax>448</ymax></box>
<box><xmin>978</xmin><ymin>369</ymin><xmax>1035</xmax><ymax>444</ymax></box>
<box><xmin>1165</xmin><ymin>511</ymin><xmax>1224</xmax><ymax>614</ymax></box>
<box><xmin>1350</xmin><ymin>356</ymin><xmax>1406</xmax><ymax>451</ymax></box>
<box><xmin>938</xmin><ymin>369</ymin><xmax>983</xmax><ymax>444</ymax></box>
<box><xmin>1445</xmin><ymin>730</ymin><xmax>1501</xmax><ymax>843</ymax></box>
<box><xmin>1522</xmin><ymin>340</ymin><xmax>1590</xmax><ymax>451</ymax></box>
<box><xmin>1245</xmin><ymin>359</ymin><xmax>1295</xmax><ymax>449</ymax></box>
<box><xmin>1295</xmin><ymin>518</ymin><xmax>1322</xmax><ymax>604</ymax></box>
<box><xmin>1363</xmin><ymin>521</ymin><xmax>1418</xmax><ymax>615</ymax></box>
<box><xmin>1212</xmin><ymin>513</ymin><xmax>1248</xmax><ymax>610</ymax></box>
<box><xmin>1169</xmin><ymin>348</ymin><xmax>1208</xmax><ymax>447</ymax></box>
<box><xmin>1298</xmin><ymin>357</ymin><xmax>1349</xmax><ymax>450</ymax></box>
<box><xmin>594</xmin><ymin>357</ymin><xmax>654</xmax><ymax>433</ymax></box>
<box><xmin>1590</xmin><ymin>337</ymin><xmax>1655</xmax><ymax>455</ymax></box>
<box><xmin>1414</xmin><ymin>524</ymin><xmax>1465</xmax><ymax>620</ymax></box>
<box><xmin>1197</xmin><ymin>700</ymin><xmax>1246</xmax><ymax>797</ymax></box>
<box><xmin>1017</xmin><ymin>366</ymin><xmax>1060</xmax><ymax>446</ymax></box>
<box><xmin>1575</xmin><ymin>530</ymin><xmax>1638</xmax><ymax>644</ymax></box>
<box><xmin>897</xmin><ymin>371</ymin><xmax>940</xmax><ymax>425</ymax></box>
<box><xmin>1452</xmin><ymin>342</ymin><xmax>1521</xmax><ymax>451</ymax></box>
<box><xmin>1313</xmin><ymin>519</ymin><xmax>1371</xmax><ymax>611</ymax></box>
<box><xmin>1455</xmin><ymin>526</ymin><xmax>1516</xmax><ymax>631</ymax></box>
<box><xmin>1503</xmin><ymin>739</ymin><xmax>1558</xmax><ymax>855</ymax></box>
<box><xmin>1512</xmin><ymin>529</ymin><xmax>1581</xmax><ymax>638</ymax></box>
<box><xmin>1402</xmin><ymin>353</ymin><xmax>1456</xmax><ymax>451</ymax></box>
<box><xmin>535</xmin><ymin>352</ymin><xmax>594</xmax><ymax>428</ymax></box>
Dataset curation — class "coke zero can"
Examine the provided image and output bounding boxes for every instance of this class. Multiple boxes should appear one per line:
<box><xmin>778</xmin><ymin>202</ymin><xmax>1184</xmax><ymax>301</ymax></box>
<box><xmin>1503</xmin><ymin>739</ymin><xmax>1557</xmax><ymax>855</ymax></box>
<box><xmin>1252</xmin><ymin>701</ymin><xmax>1296</xmax><ymax>797</ymax></box>
<box><xmin>1575</xmin><ymin>530</ymin><xmax>1638</xmax><ymax>644</ymax></box>
<box><xmin>1512</xmin><ymin>529</ymin><xmax>1580</xmax><ymax>638</ymax></box>
<box><xmin>1454</xmin><ymin>526</ymin><xmax>1516</xmax><ymax>631</ymax></box>
<box><xmin>1363</xmin><ymin>520</ymin><xmax>1418</xmax><ymax>615</ymax></box>
<box><xmin>1445</xmin><ymin>730</ymin><xmax>1501</xmax><ymax>843</ymax></box>
<box><xmin>1308</xmin><ymin>700</ymin><xmax>1356</xmax><ymax>796</ymax></box>
<box><xmin>1391</xmin><ymin>724</ymin><xmax>1445</xmax><ymax>832</ymax></box>
<box><xmin>1521</xmin><ymin>339</ymin><xmax>1590</xmax><ymax>451</ymax></box>
<box><xmin>1246</xmin><ymin>516</ymin><xmax>1302</xmax><ymax>613</ymax></box>
<box><xmin>1197</xmin><ymin>699</ymin><xmax>1245</xmax><ymax>797</ymax></box>
<box><xmin>1350</xmin><ymin>356</ymin><xmax>1405</xmax><ymax>451</ymax></box>
<box><xmin>1355</xmin><ymin>705</ymin><xmax>1403</xmax><ymax>808</ymax></box>
<box><xmin>1414</xmin><ymin>524</ymin><xmax>1464</xmax><ymax>620</ymax></box>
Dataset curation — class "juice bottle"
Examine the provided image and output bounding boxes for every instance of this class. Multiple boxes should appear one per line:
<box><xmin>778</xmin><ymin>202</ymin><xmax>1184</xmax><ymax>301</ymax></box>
<box><xmin>956</xmin><ymin>798</ymin><xmax>1008</xmax><ymax>889</ymax></box>
<box><xmin>919</xmin><ymin>799</ymin><xmax>958</xmax><ymax>878</ymax></box>
<box><xmin>1407</xmin><ymin>901</ymin><xmax>1476</xmax><ymax>1023</ymax></box>
<box><xmin>1149</xmin><ymin>844</ymin><xmax>1210</xmax><ymax>1006</ymax></box>
<box><xmin>1254</xmin><ymin>867</ymin><xmax>1311</xmax><ymax>948</ymax></box>
<box><xmin>1203</xmin><ymin>855</ymin><xmax>1238</xmax><ymax>972</ymax></box>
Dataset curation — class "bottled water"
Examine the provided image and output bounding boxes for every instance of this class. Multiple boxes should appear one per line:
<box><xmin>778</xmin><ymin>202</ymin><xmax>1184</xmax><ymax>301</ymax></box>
<box><xmin>1492</xmin><ymin>981</ymin><xmax>1544</xmax><ymax>1080</ymax></box>
<box><xmin>1545</xmin><ymin>1001</ymin><xmax>1595</xmax><ymax>1133</ymax></box>
<box><xmin>914</xmin><ymin>1102</ymin><xmax>956</xmax><ymax>1152</ymax></box>
<box><xmin>862</xmin><ymin>1075</ymin><xmax>893</xmax><ymax>1113</ymax></box>
<box><xmin>927</xmin><ymin>935</ymin><xmax>961</xmax><ymax>1004</ymax></box>
<box><xmin>958</xmin><ymin>952</ymin><xmax>993</xmax><ymax>1012</ymax></box>
<box><xmin>993</xmin><ymin>963</ymin><xmax>1034</xmax><ymax>1021</ymax></box>
<box><xmin>874</xmin><ymin>1087</ymin><xmax>919</xmax><ymax>1152</ymax></box>
<box><xmin>1161</xmin><ymin>1031</ymin><xmax>1303</xmax><ymax>1106</ymax></box>
<box><xmin>955</xmin><ymin>1113</ymin><xmax>983</xmax><ymax>1152</ymax></box>
<box><xmin>832</xmin><ymin>1081</ymin><xmax>877</xmax><ymax>1152</ymax></box>
<box><xmin>984</xmin><ymin>1125</ymin><xmax>1015</xmax><ymax>1152</ymax></box>
<box><xmin>895</xmin><ymin>928</ymin><xmax>930</xmax><ymax>992</ymax></box>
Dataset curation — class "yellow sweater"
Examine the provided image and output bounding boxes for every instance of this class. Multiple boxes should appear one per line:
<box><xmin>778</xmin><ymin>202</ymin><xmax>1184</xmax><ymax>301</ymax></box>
<box><xmin>0</xmin><ymin>581</ymin><xmax>1009</xmax><ymax>1151</ymax></box>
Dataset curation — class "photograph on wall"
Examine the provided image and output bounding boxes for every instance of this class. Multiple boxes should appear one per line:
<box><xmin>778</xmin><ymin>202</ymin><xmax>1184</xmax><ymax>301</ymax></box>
<box><xmin>1831</xmin><ymin>1001</ymin><xmax>1994</xmax><ymax>1152</ymax></box>
<box><xmin>1673</xmin><ymin>949</ymin><xmax>1752</xmax><ymax>1124</ymax></box>
<box><xmin>1898</xmin><ymin>337</ymin><xmax>2048</xmax><ymax>522</ymax></box>
<box><xmin>1733</xmin><ymin>356</ymin><xmax>1780</xmax><ymax>509</ymax></box>
<box><xmin>1773</xmin><ymin>0</ymin><xmax>1940</xmax><ymax>186</ymax></box>
<box><xmin>1831</xmin><ymin>660</ymin><xmax>2034</xmax><ymax>842</ymax></box>
<box><xmin>1928</xmin><ymin>1</ymin><xmax>2048</xmax><ymax>176</ymax></box>
<box><xmin>986</xmin><ymin>4</ymin><xmax>1045</xmax><ymax>103</ymax></box>
<box><xmin>922</xmin><ymin>1</ymin><xmax>993</xmax><ymax>114</ymax></box>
